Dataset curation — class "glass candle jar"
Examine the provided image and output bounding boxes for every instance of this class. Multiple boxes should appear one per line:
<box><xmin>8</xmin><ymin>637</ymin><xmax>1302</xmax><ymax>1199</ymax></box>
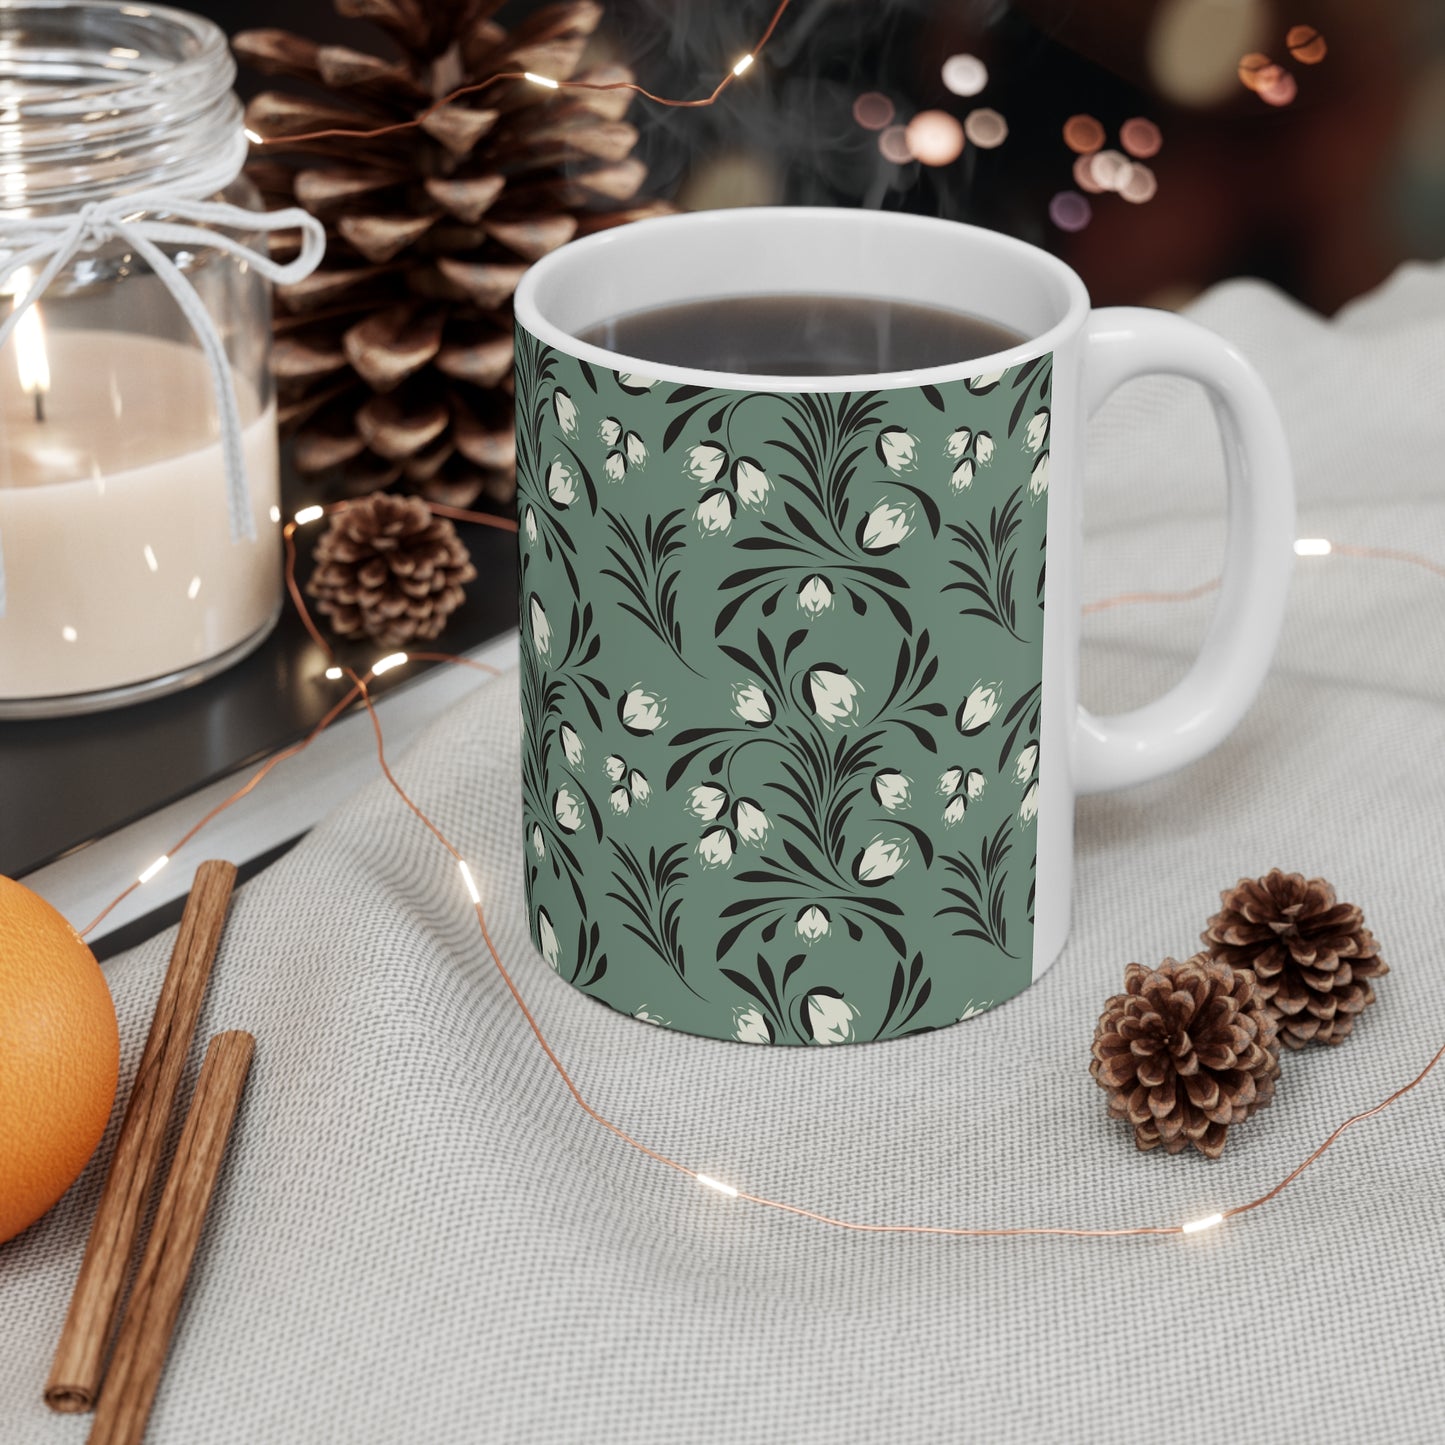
<box><xmin>0</xmin><ymin>1</ymin><xmax>293</xmax><ymax>716</ymax></box>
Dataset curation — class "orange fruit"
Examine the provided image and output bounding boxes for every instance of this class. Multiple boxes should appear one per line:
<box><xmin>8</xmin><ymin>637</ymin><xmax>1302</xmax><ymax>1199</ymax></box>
<box><xmin>0</xmin><ymin>876</ymin><xmax>119</xmax><ymax>1245</ymax></box>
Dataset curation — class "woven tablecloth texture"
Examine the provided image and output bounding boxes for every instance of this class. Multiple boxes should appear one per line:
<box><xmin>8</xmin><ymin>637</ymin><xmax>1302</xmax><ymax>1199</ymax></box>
<box><xmin>3</xmin><ymin>263</ymin><xmax>1443</xmax><ymax>1445</ymax></box>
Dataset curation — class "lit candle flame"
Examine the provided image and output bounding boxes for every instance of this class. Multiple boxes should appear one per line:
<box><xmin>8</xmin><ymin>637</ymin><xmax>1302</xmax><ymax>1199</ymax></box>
<box><xmin>7</xmin><ymin>267</ymin><xmax>50</xmax><ymax>421</ymax></box>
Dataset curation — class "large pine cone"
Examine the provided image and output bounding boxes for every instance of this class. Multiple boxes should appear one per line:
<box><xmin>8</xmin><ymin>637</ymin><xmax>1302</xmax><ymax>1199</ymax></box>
<box><xmin>1202</xmin><ymin>869</ymin><xmax>1388</xmax><ymax>1049</ymax></box>
<box><xmin>307</xmin><ymin>493</ymin><xmax>476</xmax><ymax>646</ymax></box>
<box><xmin>235</xmin><ymin>0</ymin><xmax>669</xmax><ymax>509</ymax></box>
<box><xmin>1091</xmin><ymin>956</ymin><xmax>1281</xmax><ymax>1159</ymax></box>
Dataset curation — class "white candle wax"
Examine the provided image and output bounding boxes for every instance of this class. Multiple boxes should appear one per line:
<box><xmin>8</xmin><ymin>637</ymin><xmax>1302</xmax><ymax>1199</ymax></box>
<box><xmin>0</xmin><ymin>329</ymin><xmax>281</xmax><ymax>702</ymax></box>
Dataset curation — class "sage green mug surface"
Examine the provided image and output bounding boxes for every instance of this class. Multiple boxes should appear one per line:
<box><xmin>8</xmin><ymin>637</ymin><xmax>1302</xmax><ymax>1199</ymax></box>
<box><xmin>513</xmin><ymin>209</ymin><xmax>1294</xmax><ymax>1045</ymax></box>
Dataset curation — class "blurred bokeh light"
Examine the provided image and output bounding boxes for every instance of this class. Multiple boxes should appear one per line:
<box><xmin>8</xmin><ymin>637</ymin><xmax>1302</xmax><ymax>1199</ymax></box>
<box><xmin>906</xmin><ymin>109</ymin><xmax>966</xmax><ymax>165</ymax></box>
<box><xmin>942</xmin><ymin>53</ymin><xmax>989</xmax><ymax>96</ymax></box>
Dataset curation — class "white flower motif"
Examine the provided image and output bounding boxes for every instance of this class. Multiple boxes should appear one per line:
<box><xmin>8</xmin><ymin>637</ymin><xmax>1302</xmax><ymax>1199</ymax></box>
<box><xmin>628</xmin><ymin>770</ymin><xmax>651</xmax><ymax>804</ymax></box>
<box><xmin>633</xmin><ymin>1007</ymin><xmax>668</xmax><ymax>1025</ymax></box>
<box><xmin>938</xmin><ymin>766</ymin><xmax>963</xmax><ymax>796</ymax></box>
<box><xmin>950</xmin><ymin>458</ymin><xmax>975</xmax><ymax>492</ymax></box>
<box><xmin>872</xmin><ymin>770</ymin><xmax>911</xmax><ymax>811</ymax></box>
<box><xmin>546</xmin><ymin>459</ymin><xmax>577</xmax><ymax>507</ymax></box>
<box><xmin>957</xmin><ymin>681</ymin><xmax>1002</xmax><ymax>736</ymax></box>
<box><xmin>732</xmin><ymin>681</ymin><xmax>772</xmax><ymax>725</ymax></box>
<box><xmin>859</xmin><ymin>500</ymin><xmax>912</xmax><ymax>553</ymax></box>
<box><xmin>687</xmin><ymin>784</ymin><xmax>728</xmax><ymax>821</ymax></box>
<box><xmin>943</xmin><ymin>794</ymin><xmax>967</xmax><ymax>826</ymax></box>
<box><xmin>797</xmin><ymin>575</ymin><xmax>833</xmax><ymax>617</ymax></box>
<box><xmin>610</xmin><ymin>786</ymin><xmax>631</xmax><ymax>814</ymax></box>
<box><xmin>796</xmin><ymin>905</ymin><xmax>830</xmax><ymax>943</ymax></box>
<box><xmin>598</xmin><ymin>415</ymin><xmax>621</xmax><ymax>446</ymax></box>
<box><xmin>604</xmin><ymin>754</ymin><xmax>627</xmax><ymax>783</ymax></box>
<box><xmin>553</xmin><ymin>787</ymin><xmax>583</xmax><ymax>834</ymax></box>
<box><xmin>732</xmin><ymin>457</ymin><xmax>770</xmax><ymax>508</ymax></box>
<box><xmin>531</xmin><ymin>823</ymin><xmax>545</xmax><ymax>859</ymax></box>
<box><xmin>1024</xmin><ymin>408</ymin><xmax>1050</xmax><ymax>454</ymax></box>
<box><xmin>559</xmin><ymin>722</ymin><xmax>584</xmax><ymax>769</ymax></box>
<box><xmin>537</xmin><ymin>907</ymin><xmax>560</xmax><ymax>969</ymax></box>
<box><xmin>806</xmin><ymin>991</ymin><xmax>857</xmax><ymax>1045</ymax></box>
<box><xmin>616</xmin><ymin>372</ymin><xmax>659</xmax><ymax>393</ymax></box>
<box><xmin>625</xmin><ymin>431</ymin><xmax>648</xmax><ymax>468</ymax></box>
<box><xmin>696</xmin><ymin>489</ymin><xmax>735</xmax><ymax>535</ymax></box>
<box><xmin>529</xmin><ymin>596</ymin><xmax>551</xmax><ymax>658</ymax></box>
<box><xmin>965</xmin><ymin>768</ymin><xmax>987</xmax><ymax>800</ymax></box>
<box><xmin>697</xmin><ymin>828</ymin><xmax>735</xmax><ymax>869</ymax></box>
<box><xmin>965</xmin><ymin>369</ymin><xmax>1004</xmax><ymax>393</ymax></box>
<box><xmin>1015</xmin><ymin>743</ymin><xmax>1038</xmax><ymax>782</ymax></box>
<box><xmin>524</xmin><ymin>506</ymin><xmax>537</xmax><ymax>544</ymax></box>
<box><xmin>734</xmin><ymin>1007</ymin><xmax>773</xmax><ymax>1044</ymax></box>
<box><xmin>876</xmin><ymin>426</ymin><xmax>918</xmax><ymax>473</ymax></box>
<box><xmin>806</xmin><ymin>666</ymin><xmax>862</xmax><ymax>727</ymax></box>
<box><xmin>974</xmin><ymin>430</ymin><xmax>995</xmax><ymax>465</ymax></box>
<box><xmin>853</xmin><ymin>837</ymin><xmax>907</xmax><ymax>884</ymax></box>
<box><xmin>732</xmin><ymin>798</ymin><xmax>770</xmax><ymax>844</ymax></box>
<box><xmin>553</xmin><ymin>388</ymin><xmax>577</xmax><ymax>436</ymax></box>
<box><xmin>619</xmin><ymin>687</ymin><xmax>666</xmax><ymax>735</ymax></box>
<box><xmin>958</xmin><ymin>999</ymin><xmax>994</xmax><ymax>1022</ymax></box>
<box><xmin>944</xmin><ymin>426</ymin><xmax>972</xmax><ymax>460</ymax></box>
<box><xmin>1030</xmin><ymin>452</ymin><xmax>1050</xmax><ymax>497</ymax></box>
<box><xmin>604</xmin><ymin>449</ymin><xmax>626</xmax><ymax>482</ymax></box>
<box><xmin>1020</xmin><ymin>779</ymin><xmax>1039</xmax><ymax>823</ymax></box>
<box><xmin>685</xmin><ymin>442</ymin><xmax>728</xmax><ymax>484</ymax></box>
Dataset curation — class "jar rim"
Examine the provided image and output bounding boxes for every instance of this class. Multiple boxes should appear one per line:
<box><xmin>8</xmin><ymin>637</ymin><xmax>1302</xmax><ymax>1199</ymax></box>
<box><xmin>0</xmin><ymin>1</ymin><xmax>242</xmax><ymax>210</ymax></box>
<box><xmin>0</xmin><ymin>0</ymin><xmax>229</xmax><ymax>114</ymax></box>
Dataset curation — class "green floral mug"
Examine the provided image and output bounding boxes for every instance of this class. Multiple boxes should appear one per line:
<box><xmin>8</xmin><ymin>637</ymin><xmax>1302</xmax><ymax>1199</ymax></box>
<box><xmin>513</xmin><ymin>209</ymin><xmax>1294</xmax><ymax>1044</ymax></box>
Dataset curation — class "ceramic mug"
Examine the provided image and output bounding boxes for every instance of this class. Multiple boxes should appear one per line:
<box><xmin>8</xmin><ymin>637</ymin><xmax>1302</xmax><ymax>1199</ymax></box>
<box><xmin>512</xmin><ymin>208</ymin><xmax>1293</xmax><ymax>1045</ymax></box>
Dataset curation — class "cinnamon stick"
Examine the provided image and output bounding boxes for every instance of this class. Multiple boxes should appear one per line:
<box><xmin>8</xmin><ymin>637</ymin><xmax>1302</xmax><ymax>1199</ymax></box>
<box><xmin>87</xmin><ymin>1032</ymin><xmax>255</xmax><ymax>1445</ymax></box>
<box><xmin>46</xmin><ymin>860</ymin><xmax>238</xmax><ymax>1413</ymax></box>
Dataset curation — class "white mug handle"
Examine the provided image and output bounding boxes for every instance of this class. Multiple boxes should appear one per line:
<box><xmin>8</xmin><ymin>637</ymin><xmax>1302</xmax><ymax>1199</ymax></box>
<box><xmin>1075</xmin><ymin>307</ymin><xmax>1295</xmax><ymax>794</ymax></box>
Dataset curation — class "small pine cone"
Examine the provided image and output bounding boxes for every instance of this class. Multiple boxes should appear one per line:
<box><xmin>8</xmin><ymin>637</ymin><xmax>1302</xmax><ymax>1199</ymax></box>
<box><xmin>1091</xmin><ymin>956</ymin><xmax>1281</xmax><ymax>1159</ymax></box>
<box><xmin>307</xmin><ymin>493</ymin><xmax>476</xmax><ymax>647</ymax></box>
<box><xmin>1202</xmin><ymin>870</ymin><xmax>1388</xmax><ymax>1050</ymax></box>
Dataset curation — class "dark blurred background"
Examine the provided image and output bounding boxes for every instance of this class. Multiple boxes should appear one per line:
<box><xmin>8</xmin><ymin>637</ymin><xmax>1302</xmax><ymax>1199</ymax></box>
<box><xmin>209</xmin><ymin>0</ymin><xmax>1445</xmax><ymax>315</ymax></box>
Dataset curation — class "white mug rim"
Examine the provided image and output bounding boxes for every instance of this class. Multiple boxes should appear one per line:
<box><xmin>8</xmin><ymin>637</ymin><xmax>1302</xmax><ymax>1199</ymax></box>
<box><xmin>514</xmin><ymin>207</ymin><xmax>1091</xmax><ymax>394</ymax></box>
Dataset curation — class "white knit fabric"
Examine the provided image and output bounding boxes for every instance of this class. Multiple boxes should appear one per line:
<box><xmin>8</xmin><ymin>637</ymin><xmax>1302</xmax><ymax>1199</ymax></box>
<box><xmin>2</xmin><ymin>264</ymin><xmax>1443</xmax><ymax>1444</ymax></box>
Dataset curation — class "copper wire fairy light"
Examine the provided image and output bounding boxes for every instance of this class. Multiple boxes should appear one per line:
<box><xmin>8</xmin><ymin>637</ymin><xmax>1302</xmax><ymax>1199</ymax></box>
<box><xmin>78</xmin><ymin>492</ymin><xmax>1445</xmax><ymax>1243</ymax></box>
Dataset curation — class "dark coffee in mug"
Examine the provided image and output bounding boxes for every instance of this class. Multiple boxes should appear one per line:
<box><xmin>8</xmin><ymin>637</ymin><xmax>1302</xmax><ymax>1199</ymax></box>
<box><xmin>577</xmin><ymin>294</ymin><xmax>1024</xmax><ymax>375</ymax></box>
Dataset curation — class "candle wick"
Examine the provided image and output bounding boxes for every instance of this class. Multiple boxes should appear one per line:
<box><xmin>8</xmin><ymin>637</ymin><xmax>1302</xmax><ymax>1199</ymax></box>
<box><xmin>33</xmin><ymin>390</ymin><xmax>45</xmax><ymax>423</ymax></box>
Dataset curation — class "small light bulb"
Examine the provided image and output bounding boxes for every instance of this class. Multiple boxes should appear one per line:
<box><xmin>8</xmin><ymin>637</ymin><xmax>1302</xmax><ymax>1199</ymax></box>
<box><xmin>294</xmin><ymin>504</ymin><xmax>325</xmax><ymax>525</ymax></box>
<box><xmin>324</xmin><ymin>665</ymin><xmax>343</xmax><ymax>681</ymax></box>
<box><xmin>458</xmin><ymin>860</ymin><xmax>482</xmax><ymax>904</ymax></box>
<box><xmin>732</xmin><ymin>53</ymin><xmax>755</xmax><ymax>76</ymax></box>
<box><xmin>524</xmin><ymin>71</ymin><xmax>559</xmax><ymax>89</ymax></box>
<box><xmin>1294</xmin><ymin>537</ymin><xmax>1332</xmax><ymax>556</ymax></box>
<box><xmin>243</xmin><ymin>127</ymin><xmax>264</xmax><ymax>145</ymax></box>
<box><xmin>371</xmin><ymin>651</ymin><xmax>408</xmax><ymax>676</ymax></box>
<box><xmin>696</xmin><ymin>1173</ymin><xmax>739</xmax><ymax>1198</ymax></box>
<box><xmin>138</xmin><ymin>854</ymin><xmax>170</xmax><ymax>885</ymax></box>
<box><xmin>269</xmin><ymin>505</ymin><xmax>282</xmax><ymax>524</ymax></box>
<box><xmin>1181</xmin><ymin>1212</ymin><xmax>1224</xmax><ymax>1235</ymax></box>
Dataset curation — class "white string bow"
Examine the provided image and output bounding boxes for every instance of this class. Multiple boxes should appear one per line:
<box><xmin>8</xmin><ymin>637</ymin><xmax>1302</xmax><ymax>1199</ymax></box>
<box><xmin>0</xmin><ymin>190</ymin><xmax>326</xmax><ymax>617</ymax></box>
